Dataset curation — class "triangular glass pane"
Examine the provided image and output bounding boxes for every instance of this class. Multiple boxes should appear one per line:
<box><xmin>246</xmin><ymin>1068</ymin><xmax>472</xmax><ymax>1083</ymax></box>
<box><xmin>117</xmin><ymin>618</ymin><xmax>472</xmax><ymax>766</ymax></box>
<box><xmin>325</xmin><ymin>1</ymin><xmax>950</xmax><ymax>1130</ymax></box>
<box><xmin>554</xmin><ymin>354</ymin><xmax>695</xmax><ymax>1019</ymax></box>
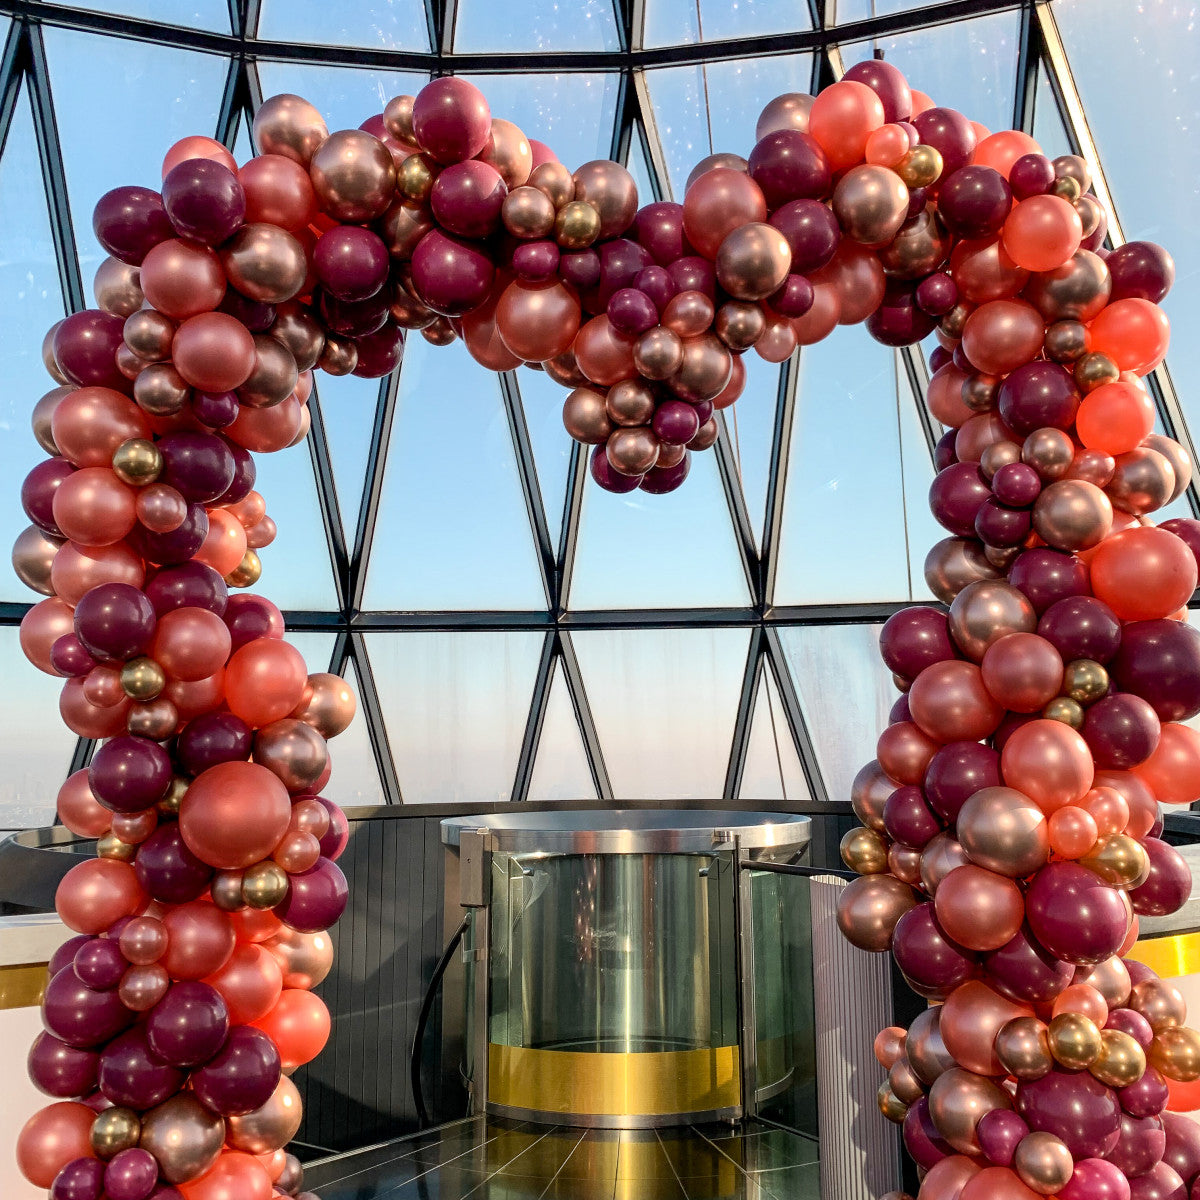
<box><xmin>1</xmin><ymin>628</ymin><xmax>80</xmax><ymax>831</ymax></box>
<box><xmin>514</xmin><ymin>366</ymin><xmax>573</xmax><ymax>549</ymax></box>
<box><xmin>454</xmin><ymin>0</ymin><xmax>619</xmax><ymax>52</ymax></box>
<box><xmin>248</xmin><ymin>436</ymin><xmax>340</xmax><ymax>609</ymax></box>
<box><xmin>776</xmin><ymin>624</ymin><xmax>890</xmax><ymax>807</ymax></box>
<box><xmin>232</xmin><ymin>110</ymin><xmax>255</xmax><ymax>166</ymax></box>
<box><xmin>361</xmin><ymin>338</ymin><xmax>546</xmax><ymax>611</ymax></box>
<box><xmin>312</xmin><ymin>372</ymin><xmax>381</xmax><ymax>544</ymax></box>
<box><xmin>67</xmin><ymin>0</ymin><xmax>228</xmax><ymax>30</ymax></box>
<box><xmin>0</xmin><ymin>85</ymin><xmax>68</xmax><ymax>603</ymax></box>
<box><xmin>323</xmin><ymin>656</ymin><xmax>387</xmax><ymax>809</ymax></box>
<box><xmin>643</xmin><ymin>55</ymin><xmax>812</xmax><ymax>197</ymax></box>
<box><xmin>625</xmin><ymin>122</ymin><xmax>661</xmax><ymax>205</ymax></box>
<box><xmin>367</xmin><ymin>632</ymin><xmax>543</xmax><ymax>805</ymax></box>
<box><xmin>258</xmin><ymin>0</ymin><xmax>430</xmax><ymax>50</ymax></box>
<box><xmin>723</xmin><ymin>351</ymin><xmax>783</xmax><ymax>550</ymax></box>
<box><xmin>255</xmin><ymin>63</ymin><xmax>430</xmax><ymax>136</ymax></box>
<box><xmin>838</xmin><ymin>10</ymin><xmax>1022</xmax><ymax>135</ymax></box>
<box><xmin>43</xmin><ymin>28</ymin><xmax>227</xmax><ymax>279</ymax></box>
<box><xmin>1031</xmin><ymin>61</ymin><xmax>1074</xmax><ymax>162</ymax></box>
<box><xmin>739</xmin><ymin>666</ymin><xmax>811</xmax><ymax>804</ymax></box>
<box><xmin>896</xmin><ymin>353</ymin><xmax>943</xmax><ymax>602</ymax></box>
<box><xmin>644</xmin><ymin>0</ymin><xmax>813</xmax><ymax>48</ymax></box>
<box><xmin>774</xmin><ymin>326</ymin><xmax>912</xmax><ymax>605</ymax></box>
<box><xmin>457</xmin><ymin>72</ymin><xmax>621</xmax><ymax>171</ymax></box>
<box><xmin>570</xmin><ymin>439</ymin><xmax>751</xmax><ymax>610</ymax></box>
<box><xmin>526</xmin><ymin>660</ymin><xmax>598</xmax><ymax>803</ymax></box>
<box><xmin>571</xmin><ymin>628</ymin><xmax>750</xmax><ymax>798</ymax></box>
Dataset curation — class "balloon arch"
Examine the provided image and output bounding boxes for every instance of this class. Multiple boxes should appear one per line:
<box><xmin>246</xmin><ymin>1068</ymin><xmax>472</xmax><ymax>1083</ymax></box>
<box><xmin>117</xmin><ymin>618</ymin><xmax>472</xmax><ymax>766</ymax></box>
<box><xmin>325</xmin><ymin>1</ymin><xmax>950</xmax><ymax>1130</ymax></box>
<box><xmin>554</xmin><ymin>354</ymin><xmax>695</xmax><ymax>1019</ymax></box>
<box><xmin>12</xmin><ymin>60</ymin><xmax>1200</xmax><ymax>1200</ymax></box>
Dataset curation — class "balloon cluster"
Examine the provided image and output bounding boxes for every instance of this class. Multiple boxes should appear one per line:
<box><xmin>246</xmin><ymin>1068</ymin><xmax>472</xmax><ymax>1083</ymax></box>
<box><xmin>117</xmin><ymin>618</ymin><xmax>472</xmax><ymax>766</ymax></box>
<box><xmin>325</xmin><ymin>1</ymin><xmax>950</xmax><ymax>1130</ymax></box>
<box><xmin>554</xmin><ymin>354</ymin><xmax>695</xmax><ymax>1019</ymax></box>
<box><xmin>809</xmin><ymin>63</ymin><xmax>1200</xmax><ymax>1200</ymax></box>
<box><xmin>11</xmin><ymin>123</ymin><xmax>362</xmax><ymax>1200</ymax></box>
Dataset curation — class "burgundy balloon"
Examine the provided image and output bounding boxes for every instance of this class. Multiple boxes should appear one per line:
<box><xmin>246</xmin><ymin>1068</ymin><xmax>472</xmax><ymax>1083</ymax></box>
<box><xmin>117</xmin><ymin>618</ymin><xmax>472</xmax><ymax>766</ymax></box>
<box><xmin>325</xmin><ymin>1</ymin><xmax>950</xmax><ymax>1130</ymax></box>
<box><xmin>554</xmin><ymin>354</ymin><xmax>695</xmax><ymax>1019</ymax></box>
<box><xmin>934</xmin><ymin>428</ymin><xmax>958</xmax><ymax>470</ymax></box>
<box><xmin>770</xmin><ymin>273</ymin><xmax>816</xmax><ymax>317</ymax></box>
<box><xmin>587</xmin><ymin>239</ymin><xmax>653</xmax><ymax>311</ymax></box>
<box><xmin>146</xmin><ymin>980</ymin><xmax>230</xmax><ymax>1068</ymax></box>
<box><xmin>1160</xmin><ymin>1112</ymin><xmax>1200</xmax><ymax>1188</ymax></box>
<box><xmin>1038</xmin><ymin>596</ymin><xmax>1123</xmax><ymax>663</ymax></box>
<box><xmin>608</xmin><ymin>288</ymin><xmax>659</xmax><ymax>335</ymax></box>
<box><xmin>431</xmin><ymin>160</ymin><xmax>508</xmax><ymax>240</ymax></box>
<box><xmin>51</xmin><ymin>635</ymin><xmax>97</xmax><ymax>678</ymax></box>
<box><xmin>982</xmin><ymin>923</ymin><xmax>1074</xmax><ymax>1004</ymax></box>
<box><xmin>50</xmin><ymin>1158</ymin><xmax>106</xmax><ymax>1200</ymax></box>
<box><xmin>133</xmin><ymin>823</ymin><xmax>214</xmax><ymax>905</ymax></box>
<box><xmin>924</xmin><ymin>741</ymin><xmax>1002</xmax><ymax>822</ymax></box>
<box><xmin>1106</xmin><ymin>1113</ymin><xmax>1167</xmax><ymax>1180</ymax></box>
<box><xmin>134</xmin><ymin>502</ymin><xmax>209</xmax><ymax>566</ymax></box>
<box><xmin>104</xmin><ymin>1148</ymin><xmax>160</xmax><ymax>1200</ymax></box>
<box><xmin>215</xmin><ymin>442</ymin><xmax>255</xmax><ymax>506</ymax></box>
<box><xmin>929</xmin><ymin>462</ymin><xmax>992</xmax><ymax>536</ymax></box>
<box><xmin>891</xmin><ymin>902</ymin><xmax>976</xmax><ymax>995</ymax></box>
<box><xmin>1107</xmin><ymin>241</ymin><xmax>1176</xmax><ymax>304</ymax></box>
<box><xmin>411</xmin><ymin>76</ymin><xmax>492</xmax><ymax>165</ymax></box>
<box><xmin>844</xmin><ymin>58</ymin><xmax>913</xmax><ymax>122</ymax></box>
<box><xmin>1129</xmin><ymin>838</ymin><xmax>1192</xmax><ymax>918</ymax></box>
<box><xmin>410</xmin><ymin>229</ymin><xmax>495</xmax><ymax>317</ymax></box>
<box><xmin>1026</xmin><ymin>861</ymin><xmax>1131</xmax><ymax>965</ymax></box>
<box><xmin>42</xmin><ymin>967</ymin><xmax>135</xmax><ymax>1048</ymax></box>
<box><xmin>978</xmin><ymin>1109</ymin><xmax>1030</xmax><ymax>1168</ymax></box>
<box><xmin>162</xmin><ymin>159</ymin><xmax>246</xmax><ymax>246</ymax></box>
<box><xmin>667</xmin><ymin>255</ymin><xmax>717</xmax><ymax>299</ymax></box>
<box><xmin>770</xmin><ymin>199</ymin><xmax>841</xmax><ymax>273</ymax></box>
<box><xmin>1081</xmin><ymin>693</ymin><xmax>1161</xmax><ymax>770</ymax></box>
<box><xmin>640</xmin><ymin>455</ymin><xmax>692</xmax><ymax>494</ymax></box>
<box><xmin>904</xmin><ymin>1097</ymin><xmax>954</xmax><ymax>1169</ymax></box>
<box><xmin>89</xmin><ymin>737</ymin><xmax>170</xmax><ymax>814</ymax></box>
<box><xmin>98</xmin><ymin>1024</ymin><xmax>184</xmax><ymax>1110</ymax></box>
<box><xmin>28</xmin><ymin>1032</ymin><xmax>99</xmax><ymax>1098</ymax></box>
<box><xmin>54</xmin><ymin>309</ymin><xmax>127</xmax><ymax>390</ymax></box>
<box><xmin>937</xmin><ymin>165</ymin><xmax>1013</xmax><ymax>240</ymax></box>
<box><xmin>313</xmin><ymin>226</ymin><xmax>390</xmax><ymax>302</ymax></box>
<box><xmin>190</xmin><ymin>1024</ymin><xmax>281</xmax><ymax>1116</ymax></box>
<box><xmin>512</xmin><ymin>240</ymin><xmax>561</xmax><ymax>281</ymax></box>
<box><xmin>993</xmin><ymin>462</ymin><xmax>1042</xmax><ymax>508</ymax></box>
<box><xmin>1121</xmin><ymin>1067</ymin><xmax>1170</xmax><ymax>1118</ymax></box>
<box><xmin>22</xmin><ymin>456</ymin><xmax>75</xmax><ymax>534</ymax></box>
<box><xmin>223</xmin><ymin>593</ymin><xmax>285</xmax><ymax>649</ymax></box>
<box><xmin>866</xmin><ymin>287</ymin><xmax>937</xmax><ymax>347</ymax></box>
<box><xmin>218</xmin><ymin>290</ymin><xmax>275</xmax><ymax>333</ymax></box>
<box><xmin>912</xmin><ymin>107</ymin><xmax>978</xmax><ymax>176</ymax></box>
<box><xmin>559</xmin><ymin>249</ymin><xmax>601</xmax><ymax>290</ymax></box>
<box><xmin>883</xmin><ymin>785</ymin><xmax>943</xmax><ymax>849</ymax></box>
<box><xmin>1111</xmin><ymin>620</ymin><xmax>1200</xmax><ymax>723</ymax></box>
<box><xmin>589</xmin><ymin>444</ymin><xmax>641</xmax><ymax>493</ymax></box>
<box><xmin>1060</xmin><ymin>1159</ymin><xmax>1142</xmax><ymax>1200</ymax></box>
<box><xmin>634</xmin><ymin>202</ymin><xmax>687</xmax><ymax>266</ymax></box>
<box><xmin>144</xmin><ymin>561</ymin><xmax>229</xmax><ymax>617</ymax></box>
<box><xmin>353</xmin><ymin>322</ymin><xmax>405</xmax><ymax>379</ymax></box>
<box><xmin>997</xmin><ymin>361</ymin><xmax>1080</xmax><ymax>435</ymax></box>
<box><xmin>915</xmin><ymin>273</ymin><xmax>958</xmax><ymax>317</ymax></box>
<box><xmin>634</xmin><ymin>265</ymin><xmax>674</xmax><ymax>313</ymax></box>
<box><xmin>74</xmin><ymin>938</ymin><xmax>128</xmax><ymax>991</ymax></box>
<box><xmin>158</xmin><ymin>432</ymin><xmax>236</xmax><ymax>504</ymax></box>
<box><xmin>1009</xmin><ymin>154</ymin><xmax>1056</xmax><ymax>200</ymax></box>
<box><xmin>274</xmin><ymin>856</ymin><xmax>349</xmax><ymax>933</ymax></box>
<box><xmin>93</xmin><ymin>186</ymin><xmax>174</xmax><ymax>265</ymax></box>
<box><xmin>1009</xmin><ymin>548</ymin><xmax>1091</xmax><ymax>615</ymax></box>
<box><xmin>975</xmin><ymin>499</ymin><xmax>1032</xmax><ymax>548</ymax></box>
<box><xmin>313</xmin><ymin>795</ymin><xmax>350</xmax><ymax>860</ymax></box>
<box><xmin>652</xmin><ymin>400</ymin><xmax>700</xmax><ymax>446</ymax></box>
<box><xmin>748</xmin><ymin>130</ymin><xmax>832</xmax><ymax>207</ymax></box>
<box><xmin>1108</xmin><ymin>1008</ymin><xmax>1156</xmax><ymax>1053</ymax></box>
<box><xmin>1128</xmin><ymin>1162</ymin><xmax>1184</xmax><ymax>1200</ymax></box>
<box><xmin>176</xmin><ymin>711</ymin><xmax>254</xmax><ymax>776</ymax></box>
<box><xmin>1017</xmin><ymin>1068</ymin><xmax>1123</xmax><ymax>1160</ymax></box>
<box><xmin>50</xmin><ymin>936</ymin><xmax>92</xmax><ymax>978</ymax></box>
<box><xmin>191</xmin><ymin>390</ymin><xmax>240</xmax><ymax>428</ymax></box>
<box><xmin>74</xmin><ymin>582</ymin><xmax>157</xmax><ymax>662</ymax></box>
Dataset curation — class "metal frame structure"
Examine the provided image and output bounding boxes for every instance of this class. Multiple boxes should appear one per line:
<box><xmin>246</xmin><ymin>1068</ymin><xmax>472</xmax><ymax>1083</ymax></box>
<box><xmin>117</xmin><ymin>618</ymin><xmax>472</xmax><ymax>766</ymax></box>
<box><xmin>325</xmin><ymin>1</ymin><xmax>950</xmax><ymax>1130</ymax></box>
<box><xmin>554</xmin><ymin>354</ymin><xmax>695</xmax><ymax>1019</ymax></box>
<box><xmin>1</xmin><ymin>0</ymin><xmax>1191</xmax><ymax>813</ymax></box>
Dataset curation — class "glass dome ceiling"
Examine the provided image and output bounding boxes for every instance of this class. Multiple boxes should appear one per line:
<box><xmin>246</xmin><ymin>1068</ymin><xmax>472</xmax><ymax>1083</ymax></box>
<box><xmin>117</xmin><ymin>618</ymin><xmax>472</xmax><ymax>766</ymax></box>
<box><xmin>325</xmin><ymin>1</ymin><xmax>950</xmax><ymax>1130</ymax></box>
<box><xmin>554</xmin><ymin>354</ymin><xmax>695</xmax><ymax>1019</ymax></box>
<box><xmin>0</xmin><ymin>0</ymin><xmax>1194</xmax><ymax>827</ymax></box>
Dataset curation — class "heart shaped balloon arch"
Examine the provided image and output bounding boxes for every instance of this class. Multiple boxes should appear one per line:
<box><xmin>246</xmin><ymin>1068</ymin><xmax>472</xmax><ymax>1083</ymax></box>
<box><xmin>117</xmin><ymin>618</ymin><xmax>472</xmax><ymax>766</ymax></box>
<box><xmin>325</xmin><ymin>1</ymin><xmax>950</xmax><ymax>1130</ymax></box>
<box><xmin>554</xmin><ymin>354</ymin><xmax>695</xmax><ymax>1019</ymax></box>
<box><xmin>11</xmin><ymin>57</ymin><xmax>1200</xmax><ymax>1200</ymax></box>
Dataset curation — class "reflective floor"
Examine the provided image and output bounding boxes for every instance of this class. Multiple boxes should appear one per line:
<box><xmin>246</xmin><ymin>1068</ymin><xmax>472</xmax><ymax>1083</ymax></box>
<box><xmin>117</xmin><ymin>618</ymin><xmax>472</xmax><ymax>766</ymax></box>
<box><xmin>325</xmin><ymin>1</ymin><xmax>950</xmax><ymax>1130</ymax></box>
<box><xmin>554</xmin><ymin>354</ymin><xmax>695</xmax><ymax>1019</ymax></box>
<box><xmin>304</xmin><ymin>1117</ymin><xmax>820</xmax><ymax>1200</ymax></box>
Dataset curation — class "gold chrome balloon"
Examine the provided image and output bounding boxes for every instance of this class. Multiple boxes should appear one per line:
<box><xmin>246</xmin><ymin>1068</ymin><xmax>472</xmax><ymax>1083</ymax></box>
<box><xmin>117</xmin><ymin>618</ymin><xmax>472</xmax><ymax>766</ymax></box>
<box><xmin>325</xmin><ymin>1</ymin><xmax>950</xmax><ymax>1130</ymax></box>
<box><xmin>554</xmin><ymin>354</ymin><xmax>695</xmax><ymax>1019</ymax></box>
<box><xmin>1090</xmin><ymin>1028</ymin><xmax>1147</xmax><ymax>1088</ymax></box>
<box><xmin>1048</xmin><ymin>1012</ymin><xmax>1102</xmax><ymax>1070</ymax></box>
<box><xmin>121</xmin><ymin>656</ymin><xmax>166</xmax><ymax>701</ymax></box>
<box><xmin>97</xmin><ymin>832</ymin><xmax>135</xmax><ymax>862</ymax></box>
<box><xmin>92</xmin><ymin>1107</ymin><xmax>141</xmax><ymax>1159</ymax></box>
<box><xmin>897</xmin><ymin>145</ymin><xmax>943</xmax><ymax>189</ymax></box>
<box><xmin>157</xmin><ymin>776</ymin><xmax>188</xmax><ymax>818</ymax></box>
<box><xmin>1051</xmin><ymin>175</ymin><xmax>1083</xmax><ymax>203</ymax></box>
<box><xmin>397</xmin><ymin>153</ymin><xmax>436</xmax><ymax>203</ymax></box>
<box><xmin>877</xmin><ymin>1079</ymin><xmax>908</xmax><ymax>1124</ymax></box>
<box><xmin>1074</xmin><ymin>351</ymin><xmax>1120</xmax><ymax>393</ymax></box>
<box><xmin>211</xmin><ymin>870</ymin><xmax>246</xmax><ymax>912</ymax></box>
<box><xmin>1014</xmin><ymin>1131</ymin><xmax>1074</xmax><ymax>1196</ymax></box>
<box><xmin>243</xmin><ymin>861</ymin><xmax>289</xmax><ymax>909</ymax></box>
<box><xmin>1150</xmin><ymin>1026</ymin><xmax>1200</xmax><ymax>1082</ymax></box>
<box><xmin>1082</xmin><ymin>834</ymin><xmax>1150</xmax><ymax>889</ymax></box>
<box><xmin>1043</xmin><ymin>696</ymin><xmax>1085</xmax><ymax>729</ymax></box>
<box><xmin>840</xmin><ymin>826</ymin><xmax>890</xmax><ymax>875</ymax></box>
<box><xmin>112</xmin><ymin>438</ymin><xmax>162</xmax><ymax>486</ymax></box>
<box><xmin>996</xmin><ymin>1016</ymin><xmax>1053</xmax><ymax>1080</ymax></box>
<box><xmin>226</xmin><ymin>549</ymin><xmax>263</xmax><ymax>588</ymax></box>
<box><xmin>1063</xmin><ymin>659</ymin><xmax>1108</xmax><ymax>706</ymax></box>
<box><xmin>555</xmin><ymin>200</ymin><xmax>602</xmax><ymax>250</ymax></box>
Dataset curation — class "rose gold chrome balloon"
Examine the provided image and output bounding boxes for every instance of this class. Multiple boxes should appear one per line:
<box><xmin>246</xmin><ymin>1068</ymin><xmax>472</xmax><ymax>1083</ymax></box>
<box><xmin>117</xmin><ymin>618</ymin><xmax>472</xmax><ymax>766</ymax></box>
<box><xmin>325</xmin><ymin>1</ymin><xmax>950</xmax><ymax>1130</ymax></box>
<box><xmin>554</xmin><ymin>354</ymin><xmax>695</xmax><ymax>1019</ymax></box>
<box><xmin>502</xmin><ymin>186</ymin><xmax>555</xmax><ymax>240</ymax></box>
<box><xmin>291</xmin><ymin>672</ymin><xmax>356</xmax><ymax>738</ymax></box>
<box><xmin>43</xmin><ymin>320</ymin><xmax>69</xmax><ymax>383</ymax></box>
<box><xmin>238</xmin><ymin>334</ymin><xmax>299</xmax><ymax>409</ymax></box>
<box><xmin>253</xmin><ymin>94</ymin><xmax>329</xmax><ymax>166</ymax></box>
<box><xmin>126</xmin><ymin>697</ymin><xmax>179</xmax><ymax>740</ymax></box>
<box><xmin>756</xmin><ymin>93</ymin><xmax>814</xmax><ymax>139</ymax></box>
<box><xmin>995</xmin><ymin>1016</ymin><xmax>1053</xmax><ymax>1081</ymax></box>
<box><xmin>1066</xmin><ymin>448</ymin><xmax>1116</xmax><ymax>488</ymax></box>
<box><xmin>1131</xmin><ymin>978</ymin><xmax>1187</xmax><ymax>1033</ymax></box>
<box><xmin>948</xmin><ymin>580</ymin><xmax>1037</xmax><ymax>661</ymax></box>
<box><xmin>389</xmin><ymin>283</ymin><xmax>437</xmax><ymax>331</ymax></box>
<box><xmin>908</xmin><ymin>1006</ymin><xmax>956</xmax><ymax>1086</ymax></box>
<box><xmin>880</xmin><ymin>208</ymin><xmax>953</xmax><ymax>280</ymax></box>
<box><xmin>833</xmin><ymin>164</ymin><xmax>911</xmax><ymax>246</ymax></box>
<box><xmin>663</xmin><ymin>291</ymin><xmax>716</xmax><ymax>339</ymax></box>
<box><xmin>93</xmin><ymin>257</ymin><xmax>144</xmax><ymax>317</ymax></box>
<box><xmin>889</xmin><ymin>1056</ymin><xmax>925</xmax><ymax>1106</ymax></box>
<box><xmin>606</xmin><ymin>427</ymin><xmax>660</xmax><ymax>476</ymax></box>
<box><xmin>851</xmin><ymin>760</ymin><xmax>895</xmax><ymax>833</ymax></box>
<box><xmin>32</xmin><ymin>386</ymin><xmax>70</xmax><ymax>454</ymax></box>
<box><xmin>928</xmin><ymin>1067</ymin><xmax>1011</xmax><ymax>1156</ymax></box>
<box><xmin>562</xmin><ymin>387</ymin><xmax>613</xmax><ymax>445</ymax></box>
<box><xmin>123</xmin><ymin>309</ymin><xmax>175</xmax><ymax>362</ymax></box>
<box><xmin>12</xmin><ymin>525</ymin><xmax>63</xmax><ymax>595</ymax></box>
<box><xmin>572</xmin><ymin>161</ymin><xmax>638</xmax><ymax>239</ymax></box>
<box><xmin>715</xmin><ymin>223</ymin><xmax>791</xmax><ymax>301</ymax></box>
<box><xmin>690</xmin><ymin>418</ymin><xmax>719</xmax><ymax>451</ymax></box>
<box><xmin>1044</xmin><ymin>319</ymin><xmax>1089</xmax><ymax>363</ymax></box>
<box><xmin>480</xmin><ymin>118</ymin><xmax>533</xmax><ymax>189</ymax></box>
<box><xmin>1145</xmin><ymin>433</ymin><xmax>1193</xmax><ymax>502</ymax></box>
<box><xmin>1150</xmin><ymin>1027</ymin><xmax>1200</xmax><ymax>1082</ymax></box>
<box><xmin>529</xmin><ymin>161</ymin><xmax>574</xmax><ymax>208</ymax></box>
<box><xmin>253</xmin><ymin>718</ymin><xmax>329</xmax><ymax>792</ymax></box>
<box><xmin>919</xmin><ymin>832</ymin><xmax>971</xmax><ymax>895</ymax></box>
<box><xmin>957</xmin><ymin>786</ymin><xmax>1049</xmax><ymax>878</ymax></box>
<box><xmin>604</xmin><ymin>379</ymin><xmax>657</xmax><ymax>427</ymax></box>
<box><xmin>119</xmin><ymin>963</ymin><xmax>170</xmax><ymax>1012</ymax></box>
<box><xmin>669</xmin><ymin>333</ymin><xmax>732</xmax><ymax>403</ymax></box>
<box><xmin>715</xmin><ymin>301</ymin><xmax>767</xmax><ymax>351</ymax></box>
<box><xmin>383</xmin><ymin>94</ymin><xmax>416</xmax><ymax>143</ymax></box>
<box><xmin>1022</xmin><ymin>427</ymin><xmax>1075</xmax><ymax>480</ymax></box>
<box><xmin>1014</xmin><ymin>1131</ymin><xmax>1073</xmax><ymax>1195</ymax></box>
<box><xmin>1074</xmin><ymin>351</ymin><xmax>1120</xmax><ymax>393</ymax></box>
<box><xmin>1024</xmin><ymin>250</ymin><xmax>1111</xmax><ymax>323</ymax></box>
<box><xmin>1107</xmin><ymin>447</ymin><xmax>1175</xmax><ymax>515</ymax></box>
<box><xmin>220</xmin><ymin>224</ymin><xmax>308</xmax><ymax>305</ymax></box>
<box><xmin>380</xmin><ymin>201</ymin><xmax>434</xmax><ymax>259</ymax></box>
<box><xmin>1032</xmin><ymin>479</ymin><xmax>1113</xmax><ymax>550</ymax></box>
<box><xmin>139</xmin><ymin>1093</ymin><xmax>224</xmax><ymax>1184</ymax></box>
<box><xmin>269</xmin><ymin>302</ymin><xmax>325</xmax><ymax>373</ymax></box>
<box><xmin>226</xmin><ymin>1076</ymin><xmax>304</xmax><ymax>1154</ymax></box>
<box><xmin>319</xmin><ymin>334</ymin><xmax>358</xmax><ymax>376</ymax></box>
<box><xmin>835</xmin><ymin>874</ymin><xmax>917</xmax><ymax>952</ymax></box>
<box><xmin>924</xmin><ymin>537</ymin><xmax>1003</xmax><ymax>604</ymax></box>
<box><xmin>133</xmin><ymin>362</ymin><xmax>190</xmax><ymax>417</ymax></box>
<box><xmin>633</xmin><ymin>326</ymin><xmax>685</xmax><ymax>380</ymax></box>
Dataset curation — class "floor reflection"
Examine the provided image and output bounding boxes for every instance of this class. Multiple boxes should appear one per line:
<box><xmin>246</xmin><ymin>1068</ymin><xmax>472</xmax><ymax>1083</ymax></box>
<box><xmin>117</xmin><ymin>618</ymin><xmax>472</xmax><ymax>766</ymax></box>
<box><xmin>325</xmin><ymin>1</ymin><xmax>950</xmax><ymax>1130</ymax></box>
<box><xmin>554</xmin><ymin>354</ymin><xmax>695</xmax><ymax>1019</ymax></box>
<box><xmin>305</xmin><ymin>1118</ymin><xmax>820</xmax><ymax>1200</ymax></box>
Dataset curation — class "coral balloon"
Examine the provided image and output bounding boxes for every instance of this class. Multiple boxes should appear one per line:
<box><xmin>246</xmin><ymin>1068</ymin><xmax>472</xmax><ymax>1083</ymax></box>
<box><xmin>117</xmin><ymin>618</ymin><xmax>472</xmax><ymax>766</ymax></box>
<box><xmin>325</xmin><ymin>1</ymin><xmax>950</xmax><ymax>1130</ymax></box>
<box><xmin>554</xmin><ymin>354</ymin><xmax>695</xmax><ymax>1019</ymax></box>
<box><xmin>808</xmin><ymin>80</ymin><xmax>886</xmax><ymax>170</ymax></box>
<box><xmin>1091</xmin><ymin>527</ymin><xmax>1197</xmax><ymax>622</ymax></box>
<box><xmin>180</xmin><ymin>761</ymin><xmax>292</xmax><ymax>870</ymax></box>
<box><xmin>223</xmin><ymin>638</ymin><xmax>308</xmax><ymax>727</ymax></box>
<box><xmin>1001</xmin><ymin>719</ymin><xmax>1094</xmax><ymax>814</ymax></box>
<box><xmin>16</xmin><ymin>1102</ymin><xmax>95</xmax><ymax>1188</ymax></box>
<box><xmin>252</xmin><ymin>989</ymin><xmax>331</xmax><ymax>1072</ymax></box>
